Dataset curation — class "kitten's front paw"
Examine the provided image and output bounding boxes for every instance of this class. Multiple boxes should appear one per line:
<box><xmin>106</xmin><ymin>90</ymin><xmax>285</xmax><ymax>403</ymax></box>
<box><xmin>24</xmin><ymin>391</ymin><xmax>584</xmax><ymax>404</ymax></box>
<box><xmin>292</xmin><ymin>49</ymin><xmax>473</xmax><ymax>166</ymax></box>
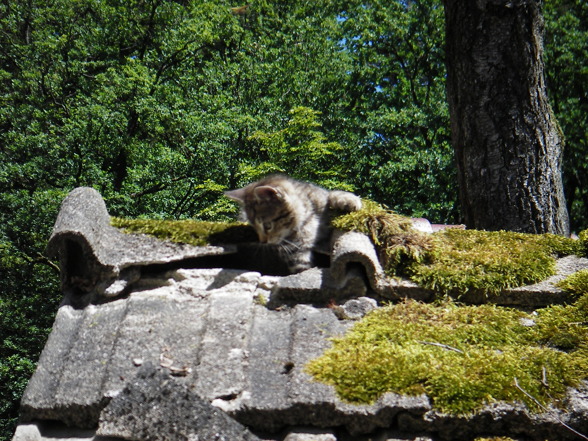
<box><xmin>285</xmin><ymin>249</ymin><xmax>313</xmax><ymax>274</ymax></box>
<box><xmin>328</xmin><ymin>191</ymin><xmax>362</xmax><ymax>212</ymax></box>
<box><xmin>289</xmin><ymin>262</ymin><xmax>312</xmax><ymax>274</ymax></box>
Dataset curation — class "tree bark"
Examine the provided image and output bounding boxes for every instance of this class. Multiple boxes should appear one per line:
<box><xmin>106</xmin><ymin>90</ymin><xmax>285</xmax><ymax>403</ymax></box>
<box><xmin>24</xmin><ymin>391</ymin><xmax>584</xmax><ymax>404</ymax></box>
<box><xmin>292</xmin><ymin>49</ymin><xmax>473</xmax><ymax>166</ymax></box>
<box><xmin>443</xmin><ymin>0</ymin><xmax>569</xmax><ymax>235</ymax></box>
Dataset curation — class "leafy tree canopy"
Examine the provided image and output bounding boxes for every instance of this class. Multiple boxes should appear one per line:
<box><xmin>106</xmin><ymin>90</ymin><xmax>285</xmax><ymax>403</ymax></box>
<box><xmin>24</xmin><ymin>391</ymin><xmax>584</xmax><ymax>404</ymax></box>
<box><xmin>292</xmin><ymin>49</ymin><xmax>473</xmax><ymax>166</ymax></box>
<box><xmin>544</xmin><ymin>0</ymin><xmax>588</xmax><ymax>232</ymax></box>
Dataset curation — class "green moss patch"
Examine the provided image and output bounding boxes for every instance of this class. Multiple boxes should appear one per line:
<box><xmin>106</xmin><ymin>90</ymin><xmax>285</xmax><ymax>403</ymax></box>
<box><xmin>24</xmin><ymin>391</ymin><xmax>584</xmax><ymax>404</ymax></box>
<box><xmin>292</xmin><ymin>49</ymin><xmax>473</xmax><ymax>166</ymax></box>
<box><xmin>579</xmin><ymin>229</ymin><xmax>588</xmax><ymax>244</ymax></box>
<box><xmin>532</xmin><ymin>293</ymin><xmax>588</xmax><ymax>352</ymax></box>
<box><xmin>474</xmin><ymin>438</ymin><xmax>516</xmax><ymax>441</ymax></box>
<box><xmin>331</xmin><ymin>200</ymin><xmax>434</xmax><ymax>273</ymax></box>
<box><xmin>409</xmin><ymin>229</ymin><xmax>582</xmax><ymax>296</ymax></box>
<box><xmin>334</xmin><ymin>203</ymin><xmax>584</xmax><ymax>296</ymax></box>
<box><xmin>557</xmin><ymin>269</ymin><xmax>588</xmax><ymax>297</ymax></box>
<box><xmin>113</xmin><ymin>204</ymin><xmax>584</xmax><ymax>297</ymax></box>
<box><xmin>111</xmin><ymin>218</ymin><xmax>257</xmax><ymax>246</ymax></box>
<box><xmin>306</xmin><ymin>297</ymin><xmax>588</xmax><ymax>415</ymax></box>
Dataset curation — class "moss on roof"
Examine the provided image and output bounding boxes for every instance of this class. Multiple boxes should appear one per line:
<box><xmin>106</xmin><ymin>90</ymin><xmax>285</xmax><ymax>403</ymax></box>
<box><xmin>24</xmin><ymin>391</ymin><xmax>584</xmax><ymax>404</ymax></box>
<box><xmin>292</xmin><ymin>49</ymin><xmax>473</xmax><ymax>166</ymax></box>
<box><xmin>331</xmin><ymin>200</ymin><xmax>434</xmax><ymax>274</ymax></box>
<box><xmin>408</xmin><ymin>229</ymin><xmax>581</xmax><ymax>296</ymax></box>
<box><xmin>333</xmin><ymin>201</ymin><xmax>585</xmax><ymax>296</ymax></box>
<box><xmin>306</xmin><ymin>296</ymin><xmax>588</xmax><ymax>415</ymax></box>
<box><xmin>111</xmin><ymin>217</ymin><xmax>257</xmax><ymax>246</ymax></box>
<box><xmin>112</xmin><ymin>202</ymin><xmax>586</xmax><ymax>296</ymax></box>
<box><xmin>112</xmin><ymin>209</ymin><xmax>588</xmax><ymax>418</ymax></box>
<box><xmin>474</xmin><ymin>439</ymin><xmax>516</xmax><ymax>441</ymax></box>
<box><xmin>557</xmin><ymin>269</ymin><xmax>588</xmax><ymax>297</ymax></box>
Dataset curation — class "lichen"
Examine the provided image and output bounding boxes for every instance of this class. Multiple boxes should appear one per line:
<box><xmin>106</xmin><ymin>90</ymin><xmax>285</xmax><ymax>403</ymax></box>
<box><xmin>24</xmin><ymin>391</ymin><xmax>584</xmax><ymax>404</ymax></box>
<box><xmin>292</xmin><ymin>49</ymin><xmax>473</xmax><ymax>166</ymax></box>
<box><xmin>306</xmin><ymin>297</ymin><xmax>588</xmax><ymax>415</ymax></box>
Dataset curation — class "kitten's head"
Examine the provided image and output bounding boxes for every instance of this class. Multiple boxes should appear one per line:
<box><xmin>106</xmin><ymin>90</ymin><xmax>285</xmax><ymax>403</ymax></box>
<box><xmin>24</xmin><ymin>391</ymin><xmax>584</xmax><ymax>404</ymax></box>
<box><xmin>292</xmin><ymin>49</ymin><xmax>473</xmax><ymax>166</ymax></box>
<box><xmin>225</xmin><ymin>182</ymin><xmax>297</xmax><ymax>244</ymax></box>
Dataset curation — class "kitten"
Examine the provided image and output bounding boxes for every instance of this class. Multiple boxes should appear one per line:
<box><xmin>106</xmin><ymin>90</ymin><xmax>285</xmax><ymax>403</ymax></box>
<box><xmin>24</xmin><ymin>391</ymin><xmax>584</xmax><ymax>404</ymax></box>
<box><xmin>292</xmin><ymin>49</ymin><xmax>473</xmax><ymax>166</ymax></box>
<box><xmin>225</xmin><ymin>175</ymin><xmax>362</xmax><ymax>273</ymax></box>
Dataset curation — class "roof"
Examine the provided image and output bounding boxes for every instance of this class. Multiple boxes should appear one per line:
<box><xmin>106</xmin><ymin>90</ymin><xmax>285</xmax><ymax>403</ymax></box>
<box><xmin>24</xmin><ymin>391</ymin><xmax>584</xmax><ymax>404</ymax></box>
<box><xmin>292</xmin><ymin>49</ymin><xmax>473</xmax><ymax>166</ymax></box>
<box><xmin>12</xmin><ymin>187</ymin><xmax>588</xmax><ymax>441</ymax></box>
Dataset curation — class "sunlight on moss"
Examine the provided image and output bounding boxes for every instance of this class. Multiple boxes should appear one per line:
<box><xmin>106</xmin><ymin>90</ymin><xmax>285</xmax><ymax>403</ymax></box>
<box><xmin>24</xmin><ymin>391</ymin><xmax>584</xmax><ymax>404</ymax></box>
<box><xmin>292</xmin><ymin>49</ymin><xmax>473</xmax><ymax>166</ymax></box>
<box><xmin>332</xmin><ymin>200</ymin><xmax>433</xmax><ymax>274</ymax></box>
<box><xmin>111</xmin><ymin>218</ymin><xmax>257</xmax><ymax>246</ymax></box>
<box><xmin>334</xmin><ymin>203</ymin><xmax>584</xmax><ymax>296</ymax></box>
<box><xmin>557</xmin><ymin>269</ymin><xmax>588</xmax><ymax>297</ymax></box>
<box><xmin>578</xmin><ymin>229</ymin><xmax>588</xmax><ymax>247</ymax></box>
<box><xmin>306</xmin><ymin>298</ymin><xmax>588</xmax><ymax>415</ymax></box>
<box><xmin>532</xmin><ymin>292</ymin><xmax>588</xmax><ymax>351</ymax></box>
<box><xmin>409</xmin><ymin>230</ymin><xmax>579</xmax><ymax>296</ymax></box>
<box><xmin>474</xmin><ymin>438</ymin><xmax>516</xmax><ymax>441</ymax></box>
<box><xmin>114</xmin><ymin>203</ymin><xmax>583</xmax><ymax>297</ymax></box>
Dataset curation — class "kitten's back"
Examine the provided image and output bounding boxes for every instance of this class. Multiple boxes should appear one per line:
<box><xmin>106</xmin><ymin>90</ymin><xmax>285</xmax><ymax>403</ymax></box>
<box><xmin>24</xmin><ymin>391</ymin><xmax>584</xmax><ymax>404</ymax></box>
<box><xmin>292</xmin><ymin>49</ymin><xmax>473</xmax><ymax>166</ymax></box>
<box><xmin>225</xmin><ymin>175</ymin><xmax>361</xmax><ymax>272</ymax></box>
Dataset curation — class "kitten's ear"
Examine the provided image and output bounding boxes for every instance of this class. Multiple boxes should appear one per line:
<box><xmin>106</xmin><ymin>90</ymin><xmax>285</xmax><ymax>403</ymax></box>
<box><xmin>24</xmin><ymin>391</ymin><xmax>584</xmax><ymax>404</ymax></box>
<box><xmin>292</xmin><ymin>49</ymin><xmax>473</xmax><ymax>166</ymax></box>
<box><xmin>253</xmin><ymin>185</ymin><xmax>282</xmax><ymax>202</ymax></box>
<box><xmin>224</xmin><ymin>188</ymin><xmax>246</xmax><ymax>204</ymax></box>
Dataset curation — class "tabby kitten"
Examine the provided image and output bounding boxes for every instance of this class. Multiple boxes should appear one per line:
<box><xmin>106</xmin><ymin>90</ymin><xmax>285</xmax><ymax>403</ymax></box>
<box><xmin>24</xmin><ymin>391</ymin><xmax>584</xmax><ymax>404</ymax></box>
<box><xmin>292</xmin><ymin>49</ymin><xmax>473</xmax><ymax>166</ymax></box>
<box><xmin>225</xmin><ymin>175</ymin><xmax>362</xmax><ymax>273</ymax></box>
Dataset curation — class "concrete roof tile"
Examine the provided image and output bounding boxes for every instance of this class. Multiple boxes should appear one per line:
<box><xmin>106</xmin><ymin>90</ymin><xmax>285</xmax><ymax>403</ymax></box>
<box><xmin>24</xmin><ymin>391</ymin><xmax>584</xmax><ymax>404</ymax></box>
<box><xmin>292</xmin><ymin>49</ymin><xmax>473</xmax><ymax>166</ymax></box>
<box><xmin>14</xmin><ymin>187</ymin><xmax>588</xmax><ymax>441</ymax></box>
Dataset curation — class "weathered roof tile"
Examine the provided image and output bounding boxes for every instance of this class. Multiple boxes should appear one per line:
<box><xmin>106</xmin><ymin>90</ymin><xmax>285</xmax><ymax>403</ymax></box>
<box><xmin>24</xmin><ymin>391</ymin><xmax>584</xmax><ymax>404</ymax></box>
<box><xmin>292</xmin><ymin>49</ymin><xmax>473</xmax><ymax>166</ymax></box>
<box><xmin>14</xmin><ymin>187</ymin><xmax>588</xmax><ymax>441</ymax></box>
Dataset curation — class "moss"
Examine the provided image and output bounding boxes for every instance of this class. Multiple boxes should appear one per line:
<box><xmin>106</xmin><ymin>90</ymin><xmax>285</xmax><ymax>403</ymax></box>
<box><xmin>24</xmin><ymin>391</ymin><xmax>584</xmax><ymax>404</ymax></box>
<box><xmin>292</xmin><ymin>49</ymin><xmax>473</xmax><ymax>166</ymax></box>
<box><xmin>111</xmin><ymin>218</ymin><xmax>257</xmax><ymax>246</ymax></box>
<box><xmin>306</xmin><ymin>297</ymin><xmax>588</xmax><ymax>415</ymax></box>
<box><xmin>557</xmin><ymin>269</ymin><xmax>588</xmax><ymax>297</ymax></box>
<box><xmin>532</xmin><ymin>290</ymin><xmax>588</xmax><ymax>351</ymax></box>
<box><xmin>539</xmin><ymin>232</ymin><xmax>586</xmax><ymax>257</ymax></box>
<box><xmin>409</xmin><ymin>230</ymin><xmax>566</xmax><ymax>296</ymax></box>
<box><xmin>474</xmin><ymin>439</ymin><xmax>517</xmax><ymax>441</ymax></box>
<box><xmin>334</xmin><ymin>204</ymin><xmax>584</xmax><ymax>296</ymax></box>
<box><xmin>332</xmin><ymin>201</ymin><xmax>433</xmax><ymax>274</ymax></box>
<box><xmin>254</xmin><ymin>293</ymin><xmax>268</xmax><ymax>307</ymax></box>
<box><xmin>578</xmin><ymin>229</ymin><xmax>588</xmax><ymax>249</ymax></box>
<box><xmin>114</xmin><ymin>204</ymin><xmax>584</xmax><ymax>297</ymax></box>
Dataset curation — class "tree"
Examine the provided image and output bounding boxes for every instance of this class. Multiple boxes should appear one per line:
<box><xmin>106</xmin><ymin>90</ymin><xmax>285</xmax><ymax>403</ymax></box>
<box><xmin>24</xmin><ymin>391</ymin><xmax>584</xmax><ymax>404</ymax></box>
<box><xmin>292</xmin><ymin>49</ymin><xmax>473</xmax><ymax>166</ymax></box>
<box><xmin>443</xmin><ymin>0</ymin><xmax>570</xmax><ymax>235</ymax></box>
<box><xmin>0</xmin><ymin>191</ymin><xmax>64</xmax><ymax>440</ymax></box>
<box><xmin>336</xmin><ymin>0</ymin><xmax>458</xmax><ymax>222</ymax></box>
<box><xmin>246</xmin><ymin>107</ymin><xmax>351</xmax><ymax>187</ymax></box>
<box><xmin>544</xmin><ymin>0</ymin><xmax>588</xmax><ymax>233</ymax></box>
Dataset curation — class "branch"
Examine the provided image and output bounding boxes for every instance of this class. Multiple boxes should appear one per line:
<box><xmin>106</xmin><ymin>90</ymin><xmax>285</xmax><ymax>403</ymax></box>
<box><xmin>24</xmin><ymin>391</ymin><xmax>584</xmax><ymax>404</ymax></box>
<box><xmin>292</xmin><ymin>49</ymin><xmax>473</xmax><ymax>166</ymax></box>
<box><xmin>22</xmin><ymin>252</ymin><xmax>61</xmax><ymax>275</ymax></box>
<box><xmin>131</xmin><ymin>176</ymin><xmax>188</xmax><ymax>199</ymax></box>
<box><xmin>514</xmin><ymin>377</ymin><xmax>588</xmax><ymax>441</ymax></box>
<box><xmin>417</xmin><ymin>340</ymin><xmax>464</xmax><ymax>354</ymax></box>
<box><xmin>39</xmin><ymin>254</ymin><xmax>61</xmax><ymax>274</ymax></box>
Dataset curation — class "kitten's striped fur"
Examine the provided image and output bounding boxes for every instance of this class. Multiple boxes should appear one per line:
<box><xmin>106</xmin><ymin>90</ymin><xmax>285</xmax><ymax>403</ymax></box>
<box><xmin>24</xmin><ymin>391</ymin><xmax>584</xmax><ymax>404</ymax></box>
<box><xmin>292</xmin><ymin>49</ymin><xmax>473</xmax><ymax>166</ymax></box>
<box><xmin>225</xmin><ymin>175</ymin><xmax>362</xmax><ymax>273</ymax></box>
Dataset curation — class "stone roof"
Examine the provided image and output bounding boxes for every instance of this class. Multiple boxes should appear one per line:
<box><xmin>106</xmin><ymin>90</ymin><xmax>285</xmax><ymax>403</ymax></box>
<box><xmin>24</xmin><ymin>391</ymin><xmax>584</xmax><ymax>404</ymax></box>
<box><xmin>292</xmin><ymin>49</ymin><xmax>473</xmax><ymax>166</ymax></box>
<box><xmin>12</xmin><ymin>187</ymin><xmax>588</xmax><ymax>441</ymax></box>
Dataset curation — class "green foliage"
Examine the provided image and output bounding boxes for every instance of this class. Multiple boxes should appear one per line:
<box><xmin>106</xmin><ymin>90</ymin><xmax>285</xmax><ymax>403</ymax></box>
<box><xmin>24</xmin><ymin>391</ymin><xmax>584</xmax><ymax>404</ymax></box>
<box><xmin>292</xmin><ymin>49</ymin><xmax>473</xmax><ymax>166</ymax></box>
<box><xmin>307</xmin><ymin>298</ymin><xmax>588</xmax><ymax>415</ymax></box>
<box><xmin>246</xmin><ymin>107</ymin><xmax>352</xmax><ymax>189</ymax></box>
<box><xmin>544</xmin><ymin>0</ymin><xmax>588</xmax><ymax>233</ymax></box>
<box><xmin>0</xmin><ymin>0</ymin><xmax>583</xmax><ymax>227</ymax></box>
<box><xmin>337</xmin><ymin>0</ymin><xmax>457</xmax><ymax>222</ymax></box>
<box><xmin>0</xmin><ymin>191</ymin><xmax>63</xmax><ymax>440</ymax></box>
<box><xmin>0</xmin><ymin>356</ymin><xmax>35</xmax><ymax>439</ymax></box>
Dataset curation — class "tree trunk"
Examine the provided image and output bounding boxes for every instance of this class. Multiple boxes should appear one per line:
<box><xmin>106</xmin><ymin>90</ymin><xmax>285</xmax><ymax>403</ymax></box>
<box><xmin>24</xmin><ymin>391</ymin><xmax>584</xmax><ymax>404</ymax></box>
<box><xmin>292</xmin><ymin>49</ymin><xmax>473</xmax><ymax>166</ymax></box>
<box><xmin>443</xmin><ymin>0</ymin><xmax>569</xmax><ymax>235</ymax></box>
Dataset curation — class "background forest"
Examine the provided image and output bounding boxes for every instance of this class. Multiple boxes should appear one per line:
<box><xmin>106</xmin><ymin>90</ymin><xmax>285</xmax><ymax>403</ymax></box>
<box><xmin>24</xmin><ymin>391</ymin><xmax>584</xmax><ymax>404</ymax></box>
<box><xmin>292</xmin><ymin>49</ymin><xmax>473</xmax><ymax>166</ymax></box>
<box><xmin>0</xmin><ymin>0</ymin><xmax>586</xmax><ymax>439</ymax></box>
